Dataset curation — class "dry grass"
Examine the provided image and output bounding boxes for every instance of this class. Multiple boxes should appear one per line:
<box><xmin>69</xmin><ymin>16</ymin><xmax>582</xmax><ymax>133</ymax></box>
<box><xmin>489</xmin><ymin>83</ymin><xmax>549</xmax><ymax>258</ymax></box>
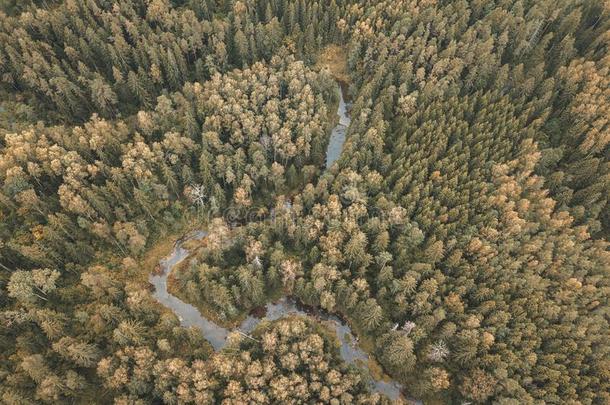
<box><xmin>140</xmin><ymin>237</ymin><xmax>177</xmax><ymax>275</ymax></box>
<box><xmin>137</xmin><ymin>215</ymin><xmax>208</xmax><ymax>283</ymax></box>
<box><xmin>367</xmin><ymin>357</ymin><xmax>394</xmax><ymax>382</ymax></box>
<box><xmin>316</xmin><ymin>45</ymin><xmax>350</xmax><ymax>84</ymax></box>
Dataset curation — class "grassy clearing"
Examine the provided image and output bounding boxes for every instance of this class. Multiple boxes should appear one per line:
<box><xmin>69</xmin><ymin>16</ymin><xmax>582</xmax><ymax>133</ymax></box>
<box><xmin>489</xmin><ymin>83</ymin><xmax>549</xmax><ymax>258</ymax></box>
<box><xmin>316</xmin><ymin>44</ymin><xmax>350</xmax><ymax>84</ymax></box>
<box><xmin>136</xmin><ymin>212</ymin><xmax>209</xmax><ymax>282</ymax></box>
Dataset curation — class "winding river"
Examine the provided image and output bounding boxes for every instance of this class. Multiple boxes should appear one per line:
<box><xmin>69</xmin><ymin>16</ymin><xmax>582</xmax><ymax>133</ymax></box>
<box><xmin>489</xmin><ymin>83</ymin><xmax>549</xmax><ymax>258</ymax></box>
<box><xmin>149</xmin><ymin>84</ymin><xmax>419</xmax><ymax>403</ymax></box>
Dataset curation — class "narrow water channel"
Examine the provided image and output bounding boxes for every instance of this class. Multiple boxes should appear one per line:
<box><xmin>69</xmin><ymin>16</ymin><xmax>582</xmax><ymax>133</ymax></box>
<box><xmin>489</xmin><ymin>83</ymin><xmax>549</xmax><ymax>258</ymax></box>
<box><xmin>149</xmin><ymin>83</ymin><xmax>420</xmax><ymax>403</ymax></box>
<box><xmin>325</xmin><ymin>82</ymin><xmax>351</xmax><ymax>168</ymax></box>
<box><xmin>150</xmin><ymin>231</ymin><xmax>409</xmax><ymax>401</ymax></box>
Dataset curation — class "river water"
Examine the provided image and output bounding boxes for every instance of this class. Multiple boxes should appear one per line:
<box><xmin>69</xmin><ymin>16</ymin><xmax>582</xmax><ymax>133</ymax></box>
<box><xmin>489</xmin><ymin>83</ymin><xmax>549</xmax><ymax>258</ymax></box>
<box><xmin>325</xmin><ymin>82</ymin><xmax>351</xmax><ymax>168</ymax></box>
<box><xmin>149</xmin><ymin>84</ymin><xmax>419</xmax><ymax>403</ymax></box>
<box><xmin>150</xmin><ymin>231</ymin><xmax>408</xmax><ymax>401</ymax></box>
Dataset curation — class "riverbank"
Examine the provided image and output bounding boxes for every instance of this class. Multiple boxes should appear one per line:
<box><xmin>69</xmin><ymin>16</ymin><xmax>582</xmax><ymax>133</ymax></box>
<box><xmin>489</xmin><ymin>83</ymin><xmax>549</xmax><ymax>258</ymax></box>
<box><xmin>144</xmin><ymin>75</ymin><xmax>423</xmax><ymax>402</ymax></box>
<box><xmin>150</xmin><ymin>229</ymin><xmax>416</xmax><ymax>402</ymax></box>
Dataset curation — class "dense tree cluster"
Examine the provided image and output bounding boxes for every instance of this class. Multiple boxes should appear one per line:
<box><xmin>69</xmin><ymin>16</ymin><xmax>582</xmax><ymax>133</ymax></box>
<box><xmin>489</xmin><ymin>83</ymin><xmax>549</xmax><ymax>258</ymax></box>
<box><xmin>1</xmin><ymin>0</ymin><xmax>609</xmax><ymax>404</ymax></box>
<box><xmin>98</xmin><ymin>317</ymin><xmax>387</xmax><ymax>403</ymax></box>
<box><xmin>287</xmin><ymin>140</ymin><xmax>609</xmax><ymax>402</ymax></box>
<box><xmin>1</xmin><ymin>256</ymin><xmax>213</xmax><ymax>403</ymax></box>
<box><xmin>292</xmin><ymin>0</ymin><xmax>610</xmax><ymax>402</ymax></box>
<box><xmin>0</xmin><ymin>0</ymin><xmax>344</xmax><ymax>122</ymax></box>
<box><xmin>0</xmin><ymin>55</ymin><xmax>337</xmax><ymax>402</ymax></box>
<box><xmin>170</xmin><ymin>217</ymin><xmax>285</xmax><ymax>321</ymax></box>
<box><xmin>0</xmin><ymin>58</ymin><xmax>332</xmax><ymax>271</ymax></box>
<box><xmin>149</xmin><ymin>56</ymin><xmax>336</xmax><ymax>206</ymax></box>
<box><xmin>341</xmin><ymin>0</ymin><xmax>609</xmax><ymax>237</ymax></box>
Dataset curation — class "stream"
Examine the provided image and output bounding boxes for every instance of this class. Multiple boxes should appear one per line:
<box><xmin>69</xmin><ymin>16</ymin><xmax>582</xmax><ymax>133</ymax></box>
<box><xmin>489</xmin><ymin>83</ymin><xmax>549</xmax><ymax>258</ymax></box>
<box><xmin>325</xmin><ymin>82</ymin><xmax>351</xmax><ymax>168</ymax></box>
<box><xmin>150</xmin><ymin>231</ymin><xmax>408</xmax><ymax>402</ymax></box>
<box><xmin>149</xmin><ymin>84</ymin><xmax>419</xmax><ymax>403</ymax></box>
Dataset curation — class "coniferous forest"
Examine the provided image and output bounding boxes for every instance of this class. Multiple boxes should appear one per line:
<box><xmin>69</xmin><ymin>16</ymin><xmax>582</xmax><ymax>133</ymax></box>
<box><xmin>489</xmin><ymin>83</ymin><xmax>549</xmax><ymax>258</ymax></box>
<box><xmin>0</xmin><ymin>0</ymin><xmax>609</xmax><ymax>403</ymax></box>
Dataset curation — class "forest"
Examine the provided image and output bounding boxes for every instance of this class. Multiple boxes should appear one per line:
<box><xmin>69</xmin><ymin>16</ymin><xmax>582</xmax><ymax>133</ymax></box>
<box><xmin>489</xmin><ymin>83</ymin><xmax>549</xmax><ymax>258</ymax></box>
<box><xmin>0</xmin><ymin>0</ymin><xmax>608</xmax><ymax>404</ymax></box>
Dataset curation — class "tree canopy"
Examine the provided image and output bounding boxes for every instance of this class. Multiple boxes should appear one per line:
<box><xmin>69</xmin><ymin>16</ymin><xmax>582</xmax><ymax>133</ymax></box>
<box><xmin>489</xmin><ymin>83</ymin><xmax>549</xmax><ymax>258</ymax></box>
<box><xmin>1</xmin><ymin>0</ymin><xmax>609</xmax><ymax>404</ymax></box>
